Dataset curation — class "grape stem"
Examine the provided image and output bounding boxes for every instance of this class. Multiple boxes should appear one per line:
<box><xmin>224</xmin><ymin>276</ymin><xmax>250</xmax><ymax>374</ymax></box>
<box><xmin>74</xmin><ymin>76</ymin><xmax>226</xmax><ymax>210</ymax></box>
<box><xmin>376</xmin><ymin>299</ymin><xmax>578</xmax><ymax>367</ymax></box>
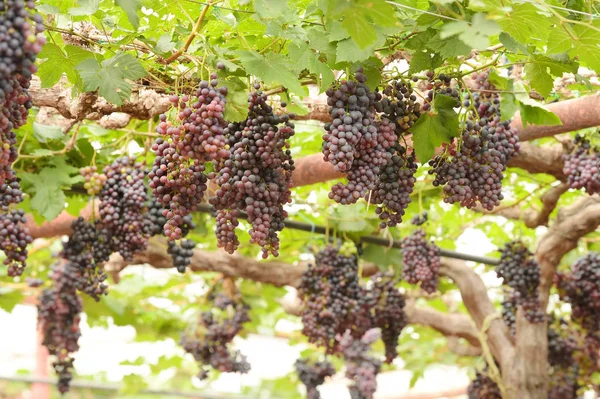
<box><xmin>165</xmin><ymin>1</ymin><xmax>216</xmax><ymax>64</ymax></box>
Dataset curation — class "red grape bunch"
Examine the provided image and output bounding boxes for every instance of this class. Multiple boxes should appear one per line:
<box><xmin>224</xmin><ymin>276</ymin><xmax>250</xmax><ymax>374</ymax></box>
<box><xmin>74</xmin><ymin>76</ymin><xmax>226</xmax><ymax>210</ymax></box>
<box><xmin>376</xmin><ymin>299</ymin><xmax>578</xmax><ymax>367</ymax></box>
<box><xmin>150</xmin><ymin>74</ymin><xmax>228</xmax><ymax>240</ymax></box>
<box><xmin>210</xmin><ymin>83</ymin><xmax>295</xmax><ymax>258</ymax></box>
<box><xmin>376</xmin><ymin>79</ymin><xmax>421</xmax><ymax>137</ymax></box>
<box><xmin>181</xmin><ymin>293</ymin><xmax>251</xmax><ymax>380</ymax></box>
<box><xmin>555</xmin><ymin>252</ymin><xmax>600</xmax><ymax>332</ymax></box>
<box><xmin>467</xmin><ymin>370</ymin><xmax>502</xmax><ymax>399</ymax></box>
<box><xmin>496</xmin><ymin>241</ymin><xmax>544</xmax><ymax>324</ymax></box>
<box><xmin>338</xmin><ymin>328</ymin><xmax>382</xmax><ymax>399</ymax></box>
<box><xmin>98</xmin><ymin>157</ymin><xmax>152</xmax><ymax>260</ymax></box>
<box><xmin>429</xmin><ymin>71</ymin><xmax>520</xmax><ymax>211</ymax></box>
<box><xmin>146</xmin><ymin>195</ymin><xmax>197</xmax><ymax>273</ymax></box>
<box><xmin>563</xmin><ymin>134</ymin><xmax>600</xmax><ymax>195</ymax></box>
<box><xmin>400</xmin><ymin>229</ymin><xmax>441</xmax><ymax>294</ymax></box>
<box><xmin>298</xmin><ymin>245</ymin><xmax>368</xmax><ymax>353</ymax></box>
<box><xmin>60</xmin><ymin>217</ymin><xmax>109</xmax><ymax>300</ymax></box>
<box><xmin>38</xmin><ymin>262</ymin><xmax>83</xmax><ymax>394</ymax></box>
<box><xmin>80</xmin><ymin>166</ymin><xmax>107</xmax><ymax>196</ymax></box>
<box><xmin>295</xmin><ymin>359</ymin><xmax>336</xmax><ymax>399</ymax></box>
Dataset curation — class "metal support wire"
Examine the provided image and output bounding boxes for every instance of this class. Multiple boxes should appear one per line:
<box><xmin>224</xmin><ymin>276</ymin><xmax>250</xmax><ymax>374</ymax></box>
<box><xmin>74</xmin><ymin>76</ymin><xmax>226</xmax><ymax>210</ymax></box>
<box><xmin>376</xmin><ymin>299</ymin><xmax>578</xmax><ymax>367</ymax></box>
<box><xmin>0</xmin><ymin>374</ymin><xmax>254</xmax><ymax>398</ymax></box>
<box><xmin>195</xmin><ymin>204</ymin><xmax>501</xmax><ymax>266</ymax></box>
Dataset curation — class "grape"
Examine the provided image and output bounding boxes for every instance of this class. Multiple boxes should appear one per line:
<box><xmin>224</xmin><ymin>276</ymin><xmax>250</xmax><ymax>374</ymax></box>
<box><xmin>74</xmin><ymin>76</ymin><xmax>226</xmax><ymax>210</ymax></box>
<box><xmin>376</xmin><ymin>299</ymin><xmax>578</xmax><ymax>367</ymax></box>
<box><xmin>181</xmin><ymin>293</ymin><xmax>251</xmax><ymax>379</ymax></box>
<box><xmin>38</xmin><ymin>262</ymin><xmax>83</xmax><ymax>394</ymax></box>
<box><xmin>400</xmin><ymin>229</ymin><xmax>441</xmax><ymax>294</ymax></box>
<box><xmin>429</xmin><ymin>71</ymin><xmax>520</xmax><ymax>211</ymax></box>
<box><xmin>547</xmin><ymin>319</ymin><xmax>578</xmax><ymax>369</ymax></box>
<box><xmin>377</xmin><ymin>79</ymin><xmax>421</xmax><ymax>137</ymax></box>
<box><xmin>167</xmin><ymin>239</ymin><xmax>195</xmax><ymax>273</ymax></box>
<box><xmin>295</xmin><ymin>359</ymin><xmax>336</xmax><ymax>399</ymax></box>
<box><xmin>338</xmin><ymin>328</ymin><xmax>382</xmax><ymax>399</ymax></box>
<box><xmin>563</xmin><ymin>134</ymin><xmax>600</xmax><ymax>195</ymax></box>
<box><xmin>217</xmin><ymin>61</ymin><xmax>225</xmax><ymax>70</ymax></box>
<box><xmin>80</xmin><ymin>166</ymin><xmax>107</xmax><ymax>196</ymax></box>
<box><xmin>150</xmin><ymin>74</ymin><xmax>228</xmax><ymax>240</ymax></box>
<box><xmin>421</xmin><ymin>73</ymin><xmax>459</xmax><ymax>112</ymax></box>
<box><xmin>496</xmin><ymin>241</ymin><xmax>544</xmax><ymax>323</ymax></box>
<box><xmin>298</xmin><ymin>248</ymin><xmax>407</xmax><ymax>362</ymax></box>
<box><xmin>467</xmin><ymin>370</ymin><xmax>502</xmax><ymax>399</ymax></box>
<box><xmin>501</xmin><ymin>293</ymin><xmax>517</xmax><ymax>337</ymax></box>
<box><xmin>1</xmin><ymin>208</ymin><xmax>32</xmax><ymax>277</ymax></box>
<box><xmin>555</xmin><ymin>252</ymin><xmax>600</xmax><ymax>331</ymax></box>
<box><xmin>370</xmin><ymin>272</ymin><xmax>407</xmax><ymax>363</ymax></box>
<box><xmin>410</xmin><ymin>211</ymin><xmax>428</xmax><ymax>226</ymax></box>
<box><xmin>298</xmin><ymin>246</ymin><xmax>367</xmax><ymax>353</ymax></box>
<box><xmin>98</xmin><ymin>157</ymin><xmax>152</xmax><ymax>260</ymax></box>
<box><xmin>60</xmin><ymin>217</ymin><xmax>108</xmax><ymax>300</ymax></box>
<box><xmin>209</xmin><ymin>84</ymin><xmax>295</xmax><ymax>258</ymax></box>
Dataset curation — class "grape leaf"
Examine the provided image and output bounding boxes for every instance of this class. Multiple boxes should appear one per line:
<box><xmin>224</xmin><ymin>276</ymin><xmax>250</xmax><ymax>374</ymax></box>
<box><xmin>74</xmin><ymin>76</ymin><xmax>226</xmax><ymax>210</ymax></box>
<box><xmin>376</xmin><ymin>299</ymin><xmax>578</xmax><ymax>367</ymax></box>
<box><xmin>236</xmin><ymin>50</ymin><xmax>306</xmax><ymax>95</ymax></box>
<box><xmin>36</xmin><ymin>44</ymin><xmax>95</xmax><ymax>88</ymax></box>
<box><xmin>524</xmin><ymin>55</ymin><xmax>578</xmax><ymax>97</ymax></box>
<box><xmin>440</xmin><ymin>13</ymin><xmax>500</xmax><ymax>50</ymax></box>
<box><xmin>115</xmin><ymin>0</ymin><xmax>141</xmax><ymax>29</ymax></box>
<box><xmin>513</xmin><ymin>83</ymin><xmax>562</xmax><ymax>127</ymax></box>
<box><xmin>341</xmin><ymin>12</ymin><xmax>378</xmax><ymax>49</ymax></box>
<box><xmin>76</xmin><ymin>53</ymin><xmax>146</xmax><ymax>105</ymax></box>
<box><xmin>572</xmin><ymin>23</ymin><xmax>600</xmax><ymax>74</ymax></box>
<box><xmin>499</xmin><ymin>32</ymin><xmax>528</xmax><ymax>54</ymax></box>
<box><xmin>498</xmin><ymin>3</ymin><xmax>551</xmax><ymax>46</ymax></box>
<box><xmin>547</xmin><ymin>27</ymin><xmax>573</xmax><ymax>54</ymax></box>
<box><xmin>426</xmin><ymin>35</ymin><xmax>471</xmax><ymax>58</ymax></box>
<box><xmin>408</xmin><ymin>50</ymin><xmax>443</xmax><ymax>74</ymax></box>
<box><xmin>32</xmin><ymin>122</ymin><xmax>64</xmax><ymax>143</ymax></box>
<box><xmin>411</xmin><ymin>94</ymin><xmax>459</xmax><ymax>162</ymax></box>
<box><xmin>68</xmin><ymin>0</ymin><xmax>100</xmax><ymax>16</ymax></box>
<box><xmin>222</xmin><ymin>77</ymin><xmax>249</xmax><ymax>122</ymax></box>
<box><xmin>0</xmin><ymin>288</ymin><xmax>24</xmax><ymax>312</ymax></box>
<box><xmin>287</xmin><ymin>42</ymin><xmax>334</xmax><ymax>92</ymax></box>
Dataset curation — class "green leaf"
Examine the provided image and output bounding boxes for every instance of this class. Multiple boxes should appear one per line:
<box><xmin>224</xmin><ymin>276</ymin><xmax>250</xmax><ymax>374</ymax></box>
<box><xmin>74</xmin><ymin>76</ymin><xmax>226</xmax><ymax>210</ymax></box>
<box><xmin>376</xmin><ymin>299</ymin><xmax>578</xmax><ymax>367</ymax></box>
<box><xmin>499</xmin><ymin>32</ymin><xmax>528</xmax><ymax>54</ymax></box>
<box><xmin>237</xmin><ymin>50</ymin><xmax>306</xmax><ymax>95</ymax></box>
<box><xmin>547</xmin><ymin>27</ymin><xmax>573</xmax><ymax>54</ymax></box>
<box><xmin>405</xmin><ymin>29</ymin><xmax>437</xmax><ymax>50</ymax></box>
<box><xmin>440</xmin><ymin>13</ymin><xmax>500</xmax><ymax>50</ymax></box>
<box><xmin>341</xmin><ymin>12</ymin><xmax>378</xmax><ymax>49</ymax></box>
<box><xmin>572</xmin><ymin>23</ymin><xmax>600</xmax><ymax>73</ymax></box>
<box><xmin>115</xmin><ymin>0</ymin><xmax>141</xmax><ymax>29</ymax></box>
<box><xmin>524</xmin><ymin>55</ymin><xmax>577</xmax><ymax>97</ymax></box>
<box><xmin>287</xmin><ymin>42</ymin><xmax>334</xmax><ymax>92</ymax></box>
<box><xmin>411</xmin><ymin>94</ymin><xmax>459</xmax><ymax>162</ymax></box>
<box><xmin>518</xmin><ymin>103</ymin><xmax>562</xmax><ymax>127</ymax></box>
<box><xmin>154</xmin><ymin>34</ymin><xmax>176</xmax><ymax>55</ymax></box>
<box><xmin>76</xmin><ymin>53</ymin><xmax>146</xmax><ymax>105</ymax></box>
<box><xmin>68</xmin><ymin>0</ymin><xmax>100</xmax><ymax>16</ymax></box>
<box><xmin>0</xmin><ymin>288</ymin><xmax>24</xmax><ymax>313</ymax></box>
<box><xmin>222</xmin><ymin>77</ymin><xmax>250</xmax><ymax>122</ymax></box>
<box><xmin>120</xmin><ymin>374</ymin><xmax>147</xmax><ymax>395</ymax></box>
<box><xmin>254</xmin><ymin>0</ymin><xmax>292</xmax><ymax>20</ymax></box>
<box><xmin>408</xmin><ymin>50</ymin><xmax>443</xmax><ymax>74</ymax></box>
<box><xmin>32</xmin><ymin>122</ymin><xmax>64</xmax><ymax>143</ymax></box>
<box><xmin>328</xmin><ymin>20</ymin><xmax>351</xmax><ymax>41</ymax></box>
<box><xmin>426</xmin><ymin>35</ymin><xmax>471</xmax><ymax>58</ymax></box>
<box><xmin>36</xmin><ymin>44</ymin><xmax>95</xmax><ymax>88</ymax></box>
<box><xmin>332</xmin><ymin>204</ymin><xmax>374</xmax><ymax>234</ymax></box>
<box><xmin>498</xmin><ymin>3</ymin><xmax>551</xmax><ymax>46</ymax></box>
<box><xmin>361</xmin><ymin>245</ymin><xmax>402</xmax><ymax>271</ymax></box>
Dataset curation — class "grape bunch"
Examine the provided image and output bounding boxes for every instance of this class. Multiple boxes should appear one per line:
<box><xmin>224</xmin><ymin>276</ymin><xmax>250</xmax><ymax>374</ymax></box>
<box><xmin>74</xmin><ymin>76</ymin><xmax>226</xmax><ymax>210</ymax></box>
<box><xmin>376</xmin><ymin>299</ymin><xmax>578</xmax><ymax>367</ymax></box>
<box><xmin>555</xmin><ymin>252</ymin><xmax>600</xmax><ymax>331</ymax></box>
<box><xmin>547</xmin><ymin>321</ymin><xmax>578</xmax><ymax>369</ymax></box>
<box><xmin>298</xmin><ymin>246</ymin><xmax>368</xmax><ymax>353</ymax></box>
<box><xmin>98</xmin><ymin>157</ymin><xmax>152</xmax><ymax>260</ymax></box>
<box><xmin>563</xmin><ymin>134</ymin><xmax>600</xmax><ymax>195</ymax></box>
<box><xmin>37</xmin><ymin>262</ymin><xmax>83</xmax><ymax>394</ymax></box>
<box><xmin>501</xmin><ymin>293</ymin><xmax>518</xmax><ymax>337</ymax></box>
<box><xmin>548</xmin><ymin>367</ymin><xmax>580</xmax><ymax>399</ymax></box>
<box><xmin>150</xmin><ymin>74</ymin><xmax>228</xmax><ymax>240</ymax></box>
<box><xmin>61</xmin><ymin>217</ymin><xmax>109</xmax><ymax>300</ymax></box>
<box><xmin>410</xmin><ymin>211</ymin><xmax>428</xmax><ymax>226</ymax></box>
<box><xmin>0</xmin><ymin>0</ymin><xmax>45</xmax><ymax>96</ymax></box>
<box><xmin>421</xmin><ymin>73</ymin><xmax>460</xmax><ymax>112</ymax></box>
<box><xmin>369</xmin><ymin>272</ymin><xmax>408</xmax><ymax>363</ymax></box>
<box><xmin>338</xmin><ymin>328</ymin><xmax>382</xmax><ymax>399</ymax></box>
<box><xmin>181</xmin><ymin>293</ymin><xmax>251</xmax><ymax>380</ymax></box>
<box><xmin>400</xmin><ymin>229</ymin><xmax>441</xmax><ymax>294</ymax></box>
<box><xmin>370</xmin><ymin>146</ymin><xmax>417</xmax><ymax>228</ymax></box>
<box><xmin>0</xmin><ymin>207</ymin><xmax>32</xmax><ymax>276</ymax></box>
<box><xmin>429</xmin><ymin>71</ymin><xmax>520</xmax><ymax>211</ymax></box>
<box><xmin>80</xmin><ymin>166</ymin><xmax>107</xmax><ymax>196</ymax></box>
<box><xmin>146</xmin><ymin>195</ymin><xmax>196</xmax><ymax>273</ymax></box>
<box><xmin>496</xmin><ymin>241</ymin><xmax>544</xmax><ymax>323</ymax></box>
<box><xmin>467</xmin><ymin>370</ymin><xmax>502</xmax><ymax>399</ymax></box>
<box><xmin>376</xmin><ymin>79</ymin><xmax>421</xmax><ymax>136</ymax></box>
<box><xmin>210</xmin><ymin>83</ymin><xmax>295</xmax><ymax>258</ymax></box>
<box><xmin>167</xmin><ymin>240</ymin><xmax>195</xmax><ymax>274</ymax></box>
<box><xmin>294</xmin><ymin>359</ymin><xmax>336</xmax><ymax>399</ymax></box>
